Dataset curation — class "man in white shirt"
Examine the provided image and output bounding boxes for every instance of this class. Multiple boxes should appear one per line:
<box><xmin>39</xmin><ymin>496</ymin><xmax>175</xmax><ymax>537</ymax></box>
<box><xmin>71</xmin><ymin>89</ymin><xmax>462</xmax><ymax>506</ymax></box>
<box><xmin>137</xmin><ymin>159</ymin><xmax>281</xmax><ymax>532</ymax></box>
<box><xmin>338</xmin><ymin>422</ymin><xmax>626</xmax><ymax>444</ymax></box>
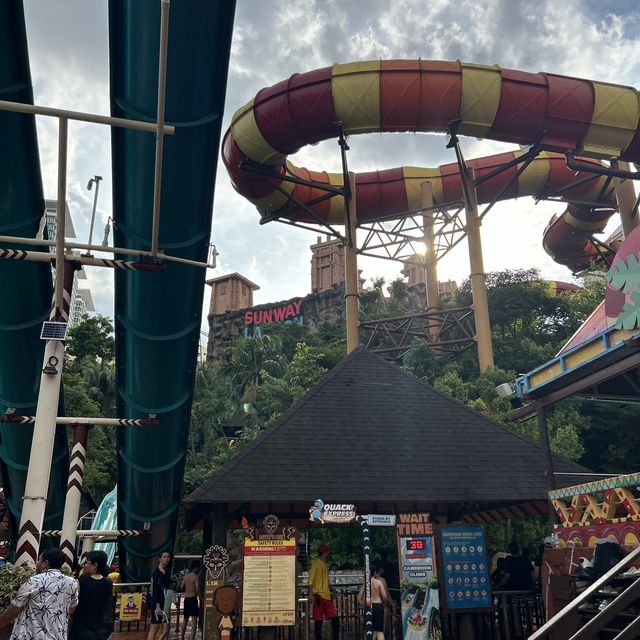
<box><xmin>0</xmin><ymin>547</ymin><xmax>79</xmax><ymax>640</ymax></box>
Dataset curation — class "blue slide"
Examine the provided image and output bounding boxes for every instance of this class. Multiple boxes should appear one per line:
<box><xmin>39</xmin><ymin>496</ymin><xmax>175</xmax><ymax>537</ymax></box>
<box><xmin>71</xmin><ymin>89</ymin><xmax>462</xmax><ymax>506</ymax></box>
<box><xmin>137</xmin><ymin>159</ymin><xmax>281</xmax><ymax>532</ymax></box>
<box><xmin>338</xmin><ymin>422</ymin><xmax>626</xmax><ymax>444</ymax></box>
<box><xmin>0</xmin><ymin>0</ymin><xmax>69</xmax><ymax>544</ymax></box>
<box><xmin>109</xmin><ymin>0</ymin><xmax>236</xmax><ymax>579</ymax></box>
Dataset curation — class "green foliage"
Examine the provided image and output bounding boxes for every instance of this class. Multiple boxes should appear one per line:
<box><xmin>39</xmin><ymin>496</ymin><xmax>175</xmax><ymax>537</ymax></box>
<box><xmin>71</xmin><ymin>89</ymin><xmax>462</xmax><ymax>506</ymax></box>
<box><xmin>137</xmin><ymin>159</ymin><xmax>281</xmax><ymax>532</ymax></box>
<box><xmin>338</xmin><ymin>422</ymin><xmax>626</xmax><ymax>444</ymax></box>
<box><xmin>67</xmin><ymin>314</ymin><xmax>115</xmax><ymax>362</ymax></box>
<box><xmin>0</xmin><ymin>563</ymin><xmax>34</xmax><ymax>609</ymax></box>
<box><xmin>257</xmin><ymin>343</ymin><xmax>328</xmax><ymax>423</ymax></box>
<box><xmin>63</xmin><ymin>331</ymin><xmax>118</xmax><ymax>503</ymax></box>
<box><xmin>486</xmin><ymin>519</ymin><xmax>550</xmax><ymax>558</ymax></box>
<box><xmin>223</xmin><ymin>335</ymin><xmax>287</xmax><ymax>399</ymax></box>
<box><xmin>402</xmin><ymin>342</ymin><xmax>443</xmax><ymax>384</ymax></box>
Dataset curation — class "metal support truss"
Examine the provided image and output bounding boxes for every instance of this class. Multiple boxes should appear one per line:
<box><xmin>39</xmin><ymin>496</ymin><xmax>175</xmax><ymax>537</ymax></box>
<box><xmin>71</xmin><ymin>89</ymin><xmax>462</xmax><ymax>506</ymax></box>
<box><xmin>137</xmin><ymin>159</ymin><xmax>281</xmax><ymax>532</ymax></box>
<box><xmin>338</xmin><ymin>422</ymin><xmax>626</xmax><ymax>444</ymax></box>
<box><xmin>360</xmin><ymin>307</ymin><xmax>476</xmax><ymax>360</ymax></box>
<box><xmin>358</xmin><ymin>202</ymin><xmax>467</xmax><ymax>263</ymax></box>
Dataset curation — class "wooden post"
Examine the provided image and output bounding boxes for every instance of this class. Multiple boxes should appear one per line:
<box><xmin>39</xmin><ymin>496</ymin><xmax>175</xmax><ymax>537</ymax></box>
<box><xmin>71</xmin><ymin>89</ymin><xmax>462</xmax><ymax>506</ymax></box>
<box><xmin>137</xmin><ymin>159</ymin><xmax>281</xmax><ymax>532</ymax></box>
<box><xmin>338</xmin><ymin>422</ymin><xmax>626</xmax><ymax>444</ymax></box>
<box><xmin>537</xmin><ymin>404</ymin><xmax>556</xmax><ymax>491</ymax></box>
<box><xmin>344</xmin><ymin>171</ymin><xmax>360</xmax><ymax>353</ymax></box>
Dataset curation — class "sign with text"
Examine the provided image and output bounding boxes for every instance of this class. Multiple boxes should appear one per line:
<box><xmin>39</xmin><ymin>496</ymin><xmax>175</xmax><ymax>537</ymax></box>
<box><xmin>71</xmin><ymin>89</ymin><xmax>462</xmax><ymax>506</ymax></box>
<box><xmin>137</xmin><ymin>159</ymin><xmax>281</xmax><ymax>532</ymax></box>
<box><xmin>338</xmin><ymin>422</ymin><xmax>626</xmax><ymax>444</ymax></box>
<box><xmin>440</xmin><ymin>525</ymin><xmax>491</xmax><ymax>610</ymax></box>
<box><xmin>365</xmin><ymin>514</ymin><xmax>396</xmax><ymax>527</ymax></box>
<box><xmin>396</xmin><ymin>514</ymin><xmax>441</xmax><ymax>640</ymax></box>
<box><xmin>309</xmin><ymin>500</ymin><xmax>356</xmax><ymax>524</ymax></box>
<box><xmin>242</xmin><ymin>538</ymin><xmax>296</xmax><ymax>626</ymax></box>
<box><xmin>119</xmin><ymin>592</ymin><xmax>143</xmax><ymax>621</ymax></box>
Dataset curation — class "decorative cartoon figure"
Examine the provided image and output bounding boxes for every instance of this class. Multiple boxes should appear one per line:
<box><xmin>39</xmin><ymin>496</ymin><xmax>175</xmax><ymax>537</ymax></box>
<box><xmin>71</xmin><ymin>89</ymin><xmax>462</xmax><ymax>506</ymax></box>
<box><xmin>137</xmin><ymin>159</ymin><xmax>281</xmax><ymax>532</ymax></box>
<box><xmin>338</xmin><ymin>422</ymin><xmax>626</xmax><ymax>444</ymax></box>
<box><xmin>214</xmin><ymin>585</ymin><xmax>238</xmax><ymax>640</ymax></box>
<box><xmin>309</xmin><ymin>499</ymin><xmax>324</xmax><ymax>523</ymax></box>
<box><xmin>204</xmin><ymin>545</ymin><xmax>230</xmax><ymax>580</ymax></box>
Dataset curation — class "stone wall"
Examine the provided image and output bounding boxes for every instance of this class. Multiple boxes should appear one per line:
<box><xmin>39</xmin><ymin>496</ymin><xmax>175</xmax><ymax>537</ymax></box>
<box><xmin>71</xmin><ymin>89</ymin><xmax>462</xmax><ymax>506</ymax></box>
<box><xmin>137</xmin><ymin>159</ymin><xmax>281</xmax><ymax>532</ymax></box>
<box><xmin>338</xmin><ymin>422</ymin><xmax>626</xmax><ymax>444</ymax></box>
<box><xmin>207</xmin><ymin>284</ymin><xmax>345</xmax><ymax>365</ymax></box>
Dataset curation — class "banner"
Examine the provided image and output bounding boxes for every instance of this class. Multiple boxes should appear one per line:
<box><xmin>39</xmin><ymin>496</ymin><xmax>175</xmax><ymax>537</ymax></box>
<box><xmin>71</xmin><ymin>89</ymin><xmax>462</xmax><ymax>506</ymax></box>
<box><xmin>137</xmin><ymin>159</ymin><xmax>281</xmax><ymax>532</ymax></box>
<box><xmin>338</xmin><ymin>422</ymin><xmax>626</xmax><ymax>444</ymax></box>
<box><xmin>396</xmin><ymin>514</ymin><xmax>441</xmax><ymax>640</ymax></box>
<box><xmin>119</xmin><ymin>592</ymin><xmax>143</xmax><ymax>621</ymax></box>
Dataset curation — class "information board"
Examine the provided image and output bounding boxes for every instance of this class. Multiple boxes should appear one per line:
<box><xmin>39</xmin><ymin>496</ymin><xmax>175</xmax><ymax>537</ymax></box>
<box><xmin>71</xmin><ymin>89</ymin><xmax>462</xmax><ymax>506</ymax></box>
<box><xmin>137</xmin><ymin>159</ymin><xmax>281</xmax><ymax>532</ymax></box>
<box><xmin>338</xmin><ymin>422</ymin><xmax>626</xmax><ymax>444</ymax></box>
<box><xmin>242</xmin><ymin>537</ymin><xmax>296</xmax><ymax>626</ymax></box>
<box><xmin>440</xmin><ymin>525</ymin><xmax>491</xmax><ymax>610</ymax></box>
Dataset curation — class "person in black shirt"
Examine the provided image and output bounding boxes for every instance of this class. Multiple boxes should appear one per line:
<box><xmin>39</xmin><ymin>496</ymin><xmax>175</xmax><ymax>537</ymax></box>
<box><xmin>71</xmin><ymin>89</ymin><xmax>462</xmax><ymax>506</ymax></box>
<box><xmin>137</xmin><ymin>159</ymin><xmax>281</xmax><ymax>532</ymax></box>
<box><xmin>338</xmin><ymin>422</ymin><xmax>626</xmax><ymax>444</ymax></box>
<box><xmin>147</xmin><ymin>550</ymin><xmax>173</xmax><ymax>640</ymax></box>
<box><xmin>69</xmin><ymin>550</ymin><xmax>113</xmax><ymax>640</ymax></box>
<box><xmin>504</xmin><ymin>543</ymin><xmax>533</xmax><ymax>591</ymax></box>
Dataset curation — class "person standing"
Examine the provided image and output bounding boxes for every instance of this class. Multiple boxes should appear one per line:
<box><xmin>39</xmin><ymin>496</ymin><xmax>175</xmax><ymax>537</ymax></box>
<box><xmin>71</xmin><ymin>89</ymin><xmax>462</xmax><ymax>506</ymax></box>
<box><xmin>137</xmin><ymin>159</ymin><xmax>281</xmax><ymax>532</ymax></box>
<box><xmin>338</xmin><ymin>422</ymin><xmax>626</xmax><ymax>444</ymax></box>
<box><xmin>69</xmin><ymin>550</ymin><xmax>114</xmax><ymax>640</ymax></box>
<box><xmin>0</xmin><ymin>547</ymin><xmax>79</xmax><ymax>639</ymax></box>
<box><xmin>358</xmin><ymin>565</ymin><xmax>391</xmax><ymax>640</ymax></box>
<box><xmin>309</xmin><ymin>543</ymin><xmax>339</xmax><ymax>640</ymax></box>
<box><xmin>147</xmin><ymin>550</ymin><xmax>172</xmax><ymax>640</ymax></box>
<box><xmin>180</xmin><ymin>561</ymin><xmax>201</xmax><ymax>640</ymax></box>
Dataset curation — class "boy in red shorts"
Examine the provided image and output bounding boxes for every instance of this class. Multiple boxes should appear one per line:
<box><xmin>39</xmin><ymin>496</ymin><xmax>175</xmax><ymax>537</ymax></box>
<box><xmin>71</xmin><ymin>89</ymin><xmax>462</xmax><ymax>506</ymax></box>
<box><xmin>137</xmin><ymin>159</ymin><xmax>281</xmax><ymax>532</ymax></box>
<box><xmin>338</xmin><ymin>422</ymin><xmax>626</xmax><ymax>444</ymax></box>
<box><xmin>309</xmin><ymin>544</ymin><xmax>339</xmax><ymax>640</ymax></box>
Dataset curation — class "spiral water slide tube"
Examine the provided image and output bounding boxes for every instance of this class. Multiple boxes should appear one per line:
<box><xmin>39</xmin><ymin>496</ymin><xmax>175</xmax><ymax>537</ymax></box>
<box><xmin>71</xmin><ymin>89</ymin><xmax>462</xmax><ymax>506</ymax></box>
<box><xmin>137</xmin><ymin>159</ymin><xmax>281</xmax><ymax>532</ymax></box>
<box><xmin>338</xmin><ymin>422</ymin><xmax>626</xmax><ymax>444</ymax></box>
<box><xmin>222</xmin><ymin>60</ymin><xmax>640</xmax><ymax>272</ymax></box>
<box><xmin>0</xmin><ymin>1</ymin><xmax>69</xmax><ymax>544</ymax></box>
<box><xmin>109</xmin><ymin>0</ymin><xmax>236</xmax><ymax>580</ymax></box>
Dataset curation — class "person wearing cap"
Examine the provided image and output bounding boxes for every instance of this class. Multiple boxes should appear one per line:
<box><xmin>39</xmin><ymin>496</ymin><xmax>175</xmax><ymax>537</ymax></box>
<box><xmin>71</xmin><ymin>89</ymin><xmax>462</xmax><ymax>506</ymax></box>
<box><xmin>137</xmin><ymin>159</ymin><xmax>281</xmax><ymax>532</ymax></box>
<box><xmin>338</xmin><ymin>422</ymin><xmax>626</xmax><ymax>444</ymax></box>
<box><xmin>309</xmin><ymin>544</ymin><xmax>339</xmax><ymax>640</ymax></box>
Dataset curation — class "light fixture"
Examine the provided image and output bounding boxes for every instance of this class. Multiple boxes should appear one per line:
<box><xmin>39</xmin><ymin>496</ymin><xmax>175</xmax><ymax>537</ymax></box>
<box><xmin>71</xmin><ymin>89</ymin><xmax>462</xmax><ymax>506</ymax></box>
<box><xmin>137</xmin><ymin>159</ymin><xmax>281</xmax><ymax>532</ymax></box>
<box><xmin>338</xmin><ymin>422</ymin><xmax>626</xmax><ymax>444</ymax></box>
<box><xmin>43</xmin><ymin>356</ymin><xmax>59</xmax><ymax>376</ymax></box>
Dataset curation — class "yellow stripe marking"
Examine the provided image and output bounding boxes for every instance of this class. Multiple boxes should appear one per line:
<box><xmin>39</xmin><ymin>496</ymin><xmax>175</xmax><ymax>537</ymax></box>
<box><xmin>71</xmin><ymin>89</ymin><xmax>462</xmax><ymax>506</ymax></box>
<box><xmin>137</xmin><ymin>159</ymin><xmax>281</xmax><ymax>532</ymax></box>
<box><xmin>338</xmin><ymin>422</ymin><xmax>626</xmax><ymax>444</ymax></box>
<box><xmin>583</xmin><ymin>81</ymin><xmax>640</xmax><ymax>158</ymax></box>
<box><xmin>332</xmin><ymin>61</ymin><xmax>381</xmax><ymax>135</ymax></box>
<box><xmin>231</xmin><ymin>99</ymin><xmax>284</xmax><ymax>166</ymax></box>
<box><xmin>459</xmin><ymin>62</ymin><xmax>502</xmax><ymax>138</ymax></box>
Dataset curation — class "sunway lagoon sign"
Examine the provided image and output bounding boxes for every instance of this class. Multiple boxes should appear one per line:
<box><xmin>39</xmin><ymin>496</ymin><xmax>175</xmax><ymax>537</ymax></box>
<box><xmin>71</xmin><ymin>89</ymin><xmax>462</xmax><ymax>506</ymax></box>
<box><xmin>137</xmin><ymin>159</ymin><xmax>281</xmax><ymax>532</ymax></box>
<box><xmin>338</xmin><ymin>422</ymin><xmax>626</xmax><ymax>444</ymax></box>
<box><xmin>243</xmin><ymin>300</ymin><xmax>304</xmax><ymax>337</ymax></box>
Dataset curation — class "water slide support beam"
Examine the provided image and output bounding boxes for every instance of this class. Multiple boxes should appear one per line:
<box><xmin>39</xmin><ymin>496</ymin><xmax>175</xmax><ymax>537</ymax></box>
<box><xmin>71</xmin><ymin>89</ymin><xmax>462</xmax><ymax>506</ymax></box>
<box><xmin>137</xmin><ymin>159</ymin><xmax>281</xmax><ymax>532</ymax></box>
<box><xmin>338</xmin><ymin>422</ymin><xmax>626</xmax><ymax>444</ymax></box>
<box><xmin>610</xmin><ymin>160</ymin><xmax>639</xmax><ymax>238</ymax></box>
<box><xmin>448</xmin><ymin>121</ymin><xmax>494</xmax><ymax>372</ymax></box>
<box><xmin>345</xmin><ymin>171</ymin><xmax>360</xmax><ymax>354</ymax></box>
<box><xmin>422</xmin><ymin>182</ymin><xmax>440</xmax><ymax>341</ymax></box>
<box><xmin>464</xmin><ymin>167</ymin><xmax>495</xmax><ymax>372</ymax></box>
<box><xmin>59</xmin><ymin>424</ymin><xmax>91</xmax><ymax>570</ymax></box>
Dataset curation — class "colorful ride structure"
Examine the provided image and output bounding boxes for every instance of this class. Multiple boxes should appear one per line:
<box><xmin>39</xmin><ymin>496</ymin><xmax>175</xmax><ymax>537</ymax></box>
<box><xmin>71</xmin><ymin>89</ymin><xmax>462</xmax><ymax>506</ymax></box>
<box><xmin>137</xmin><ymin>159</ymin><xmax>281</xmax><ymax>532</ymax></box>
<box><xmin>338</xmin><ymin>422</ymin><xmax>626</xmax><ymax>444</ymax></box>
<box><xmin>222</xmin><ymin>59</ymin><xmax>640</xmax><ymax>273</ymax></box>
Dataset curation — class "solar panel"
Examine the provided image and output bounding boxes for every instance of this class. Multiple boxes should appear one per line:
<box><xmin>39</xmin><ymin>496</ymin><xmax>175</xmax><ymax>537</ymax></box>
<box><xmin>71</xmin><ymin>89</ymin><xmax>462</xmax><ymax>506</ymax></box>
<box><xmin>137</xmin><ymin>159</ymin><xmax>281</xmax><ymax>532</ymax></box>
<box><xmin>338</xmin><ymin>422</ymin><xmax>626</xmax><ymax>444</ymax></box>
<box><xmin>40</xmin><ymin>321</ymin><xmax>69</xmax><ymax>341</ymax></box>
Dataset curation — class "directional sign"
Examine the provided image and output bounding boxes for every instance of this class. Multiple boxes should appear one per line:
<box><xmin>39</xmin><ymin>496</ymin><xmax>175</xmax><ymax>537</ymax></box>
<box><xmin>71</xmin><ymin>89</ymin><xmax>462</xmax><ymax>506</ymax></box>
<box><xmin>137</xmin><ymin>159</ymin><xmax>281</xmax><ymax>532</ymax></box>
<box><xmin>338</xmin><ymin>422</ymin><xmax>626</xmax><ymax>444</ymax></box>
<box><xmin>365</xmin><ymin>514</ymin><xmax>396</xmax><ymax>527</ymax></box>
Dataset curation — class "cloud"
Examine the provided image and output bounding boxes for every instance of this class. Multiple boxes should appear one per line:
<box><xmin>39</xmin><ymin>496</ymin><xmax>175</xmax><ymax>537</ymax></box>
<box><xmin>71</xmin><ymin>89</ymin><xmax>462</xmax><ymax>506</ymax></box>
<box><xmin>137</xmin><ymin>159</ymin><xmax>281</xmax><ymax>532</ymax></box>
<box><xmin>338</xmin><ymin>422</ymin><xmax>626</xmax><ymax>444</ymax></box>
<box><xmin>21</xmin><ymin>0</ymin><xmax>640</xmax><ymax>340</ymax></box>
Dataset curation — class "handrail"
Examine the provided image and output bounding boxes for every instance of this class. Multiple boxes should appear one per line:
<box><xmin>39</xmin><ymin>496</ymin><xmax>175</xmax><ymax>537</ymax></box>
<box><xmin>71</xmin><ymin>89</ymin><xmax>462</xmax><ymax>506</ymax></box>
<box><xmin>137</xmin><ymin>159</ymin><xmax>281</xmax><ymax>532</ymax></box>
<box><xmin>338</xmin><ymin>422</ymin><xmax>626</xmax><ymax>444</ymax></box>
<box><xmin>570</xmin><ymin>575</ymin><xmax>640</xmax><ymax>640</ymax></box>
<box><xmin>529</xmin><ymin>545</ymin><xmax>640</xmax><ymax>639</ymax></box>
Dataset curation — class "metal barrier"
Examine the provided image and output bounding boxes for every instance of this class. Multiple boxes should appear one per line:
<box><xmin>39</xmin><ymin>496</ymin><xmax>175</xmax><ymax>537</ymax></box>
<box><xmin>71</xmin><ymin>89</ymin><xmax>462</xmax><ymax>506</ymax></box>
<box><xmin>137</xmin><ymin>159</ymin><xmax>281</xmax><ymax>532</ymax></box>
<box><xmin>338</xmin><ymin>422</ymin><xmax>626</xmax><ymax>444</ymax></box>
<box><xmin>112</xmin><ymin>582</ymin><xmax>151</xmax><ymax>634</ymax></box>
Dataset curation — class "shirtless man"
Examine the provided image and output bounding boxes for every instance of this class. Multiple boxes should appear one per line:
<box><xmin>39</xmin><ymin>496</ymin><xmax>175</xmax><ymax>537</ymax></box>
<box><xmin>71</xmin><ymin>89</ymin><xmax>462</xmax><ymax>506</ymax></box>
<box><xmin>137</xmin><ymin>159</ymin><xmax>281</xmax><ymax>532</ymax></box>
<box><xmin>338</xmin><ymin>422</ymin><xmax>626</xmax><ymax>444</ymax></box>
<box><xmin>358</xmin><ymin>565</ymin><xmax>391</xmax><ymax>640</ymax></box>
<box><xmin>180</xmin><ymin>561</ymin><xmax>201</xmax><ymax>640</ymax></box>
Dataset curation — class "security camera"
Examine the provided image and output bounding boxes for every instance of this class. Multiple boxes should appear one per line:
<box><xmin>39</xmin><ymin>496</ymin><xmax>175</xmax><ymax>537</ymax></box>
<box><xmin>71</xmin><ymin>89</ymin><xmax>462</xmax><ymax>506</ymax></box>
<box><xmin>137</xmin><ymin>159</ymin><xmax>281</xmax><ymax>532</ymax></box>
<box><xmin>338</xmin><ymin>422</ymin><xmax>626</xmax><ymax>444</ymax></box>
<box><xmin>495</xmin><ymin>383</ymin><xmax>514</xmax><ymax>399</ymax></box>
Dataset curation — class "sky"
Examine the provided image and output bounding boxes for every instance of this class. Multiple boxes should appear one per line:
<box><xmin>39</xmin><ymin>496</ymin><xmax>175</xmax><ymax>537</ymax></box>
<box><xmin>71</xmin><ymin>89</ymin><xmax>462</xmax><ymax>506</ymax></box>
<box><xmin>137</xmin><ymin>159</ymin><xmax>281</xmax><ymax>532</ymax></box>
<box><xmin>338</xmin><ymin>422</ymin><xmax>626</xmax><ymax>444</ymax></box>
<box><xmin>21</xmin><ymin>0</ymin><xmax>640</xmax><ymax>341</ymax></box>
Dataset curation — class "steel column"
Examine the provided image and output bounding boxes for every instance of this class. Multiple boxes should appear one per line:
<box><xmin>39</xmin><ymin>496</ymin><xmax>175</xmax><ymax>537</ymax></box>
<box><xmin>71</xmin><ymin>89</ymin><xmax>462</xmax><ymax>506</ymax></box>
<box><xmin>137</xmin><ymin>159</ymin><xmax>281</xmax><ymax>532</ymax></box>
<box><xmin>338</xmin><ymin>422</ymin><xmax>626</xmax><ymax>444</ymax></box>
<box><xmin>345</xmin><ymin>172</ymin><xmax>360</xmax><ymax>353</ymax></box>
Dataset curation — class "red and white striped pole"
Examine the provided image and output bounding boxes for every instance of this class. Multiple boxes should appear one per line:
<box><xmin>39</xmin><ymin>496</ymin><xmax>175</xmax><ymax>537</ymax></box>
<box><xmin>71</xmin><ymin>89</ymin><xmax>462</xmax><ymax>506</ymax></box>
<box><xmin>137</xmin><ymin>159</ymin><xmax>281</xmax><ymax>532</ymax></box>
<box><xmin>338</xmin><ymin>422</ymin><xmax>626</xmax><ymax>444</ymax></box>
<box><xmin>59</xmin><ymin>424</ymin><xmax>90</xmax><ymax>571</ymax></box>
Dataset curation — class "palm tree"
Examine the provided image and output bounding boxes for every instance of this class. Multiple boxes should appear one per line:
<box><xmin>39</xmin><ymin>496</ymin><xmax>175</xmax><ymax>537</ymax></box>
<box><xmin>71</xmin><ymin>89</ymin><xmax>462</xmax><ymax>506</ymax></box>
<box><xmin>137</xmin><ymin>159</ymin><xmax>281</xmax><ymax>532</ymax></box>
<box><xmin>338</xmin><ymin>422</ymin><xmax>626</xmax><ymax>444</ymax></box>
<box><xmin>222</xmin><ymin>334</ymin><xmax>287</xmax><ymax>400</ymax></box>
<box><xmin>81</xmin><ymin>359</ymin><xmax>116</xmax><ymax>418</ymax></box>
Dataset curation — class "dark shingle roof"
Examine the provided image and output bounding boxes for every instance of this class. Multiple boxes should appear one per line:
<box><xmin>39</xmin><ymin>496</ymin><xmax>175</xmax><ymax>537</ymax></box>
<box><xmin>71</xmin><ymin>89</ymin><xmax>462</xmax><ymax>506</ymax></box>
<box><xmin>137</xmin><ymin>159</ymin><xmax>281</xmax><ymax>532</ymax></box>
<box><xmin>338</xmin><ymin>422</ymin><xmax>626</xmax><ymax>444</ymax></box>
<box><xmin>185</xmin><ymin>348</ymin><xmax>587</xmax><ymax>507</ymax></box>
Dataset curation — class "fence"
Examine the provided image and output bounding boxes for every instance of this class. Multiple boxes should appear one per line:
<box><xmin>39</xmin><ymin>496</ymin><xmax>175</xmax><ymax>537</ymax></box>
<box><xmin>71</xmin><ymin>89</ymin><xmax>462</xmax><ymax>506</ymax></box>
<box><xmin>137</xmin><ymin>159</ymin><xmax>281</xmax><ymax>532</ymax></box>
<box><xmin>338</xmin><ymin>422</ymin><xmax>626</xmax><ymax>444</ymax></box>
<box><xmin>111</xmin><ymin>582</ymin><xmax>544</xmax><ymax>640</ymax></box>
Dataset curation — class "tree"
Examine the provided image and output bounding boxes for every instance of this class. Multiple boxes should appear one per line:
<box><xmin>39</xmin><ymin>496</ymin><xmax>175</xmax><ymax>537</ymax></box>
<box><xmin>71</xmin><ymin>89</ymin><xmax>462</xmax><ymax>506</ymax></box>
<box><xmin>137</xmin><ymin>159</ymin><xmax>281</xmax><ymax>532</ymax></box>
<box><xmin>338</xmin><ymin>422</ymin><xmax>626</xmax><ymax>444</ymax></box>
<box><xmin>66</xmin><ymin>315</ymin><xmax>115</xmax><ymax>362</ymax></box>
<box><xmin>257</xmin><ymin>343</ymin><xmax>329</xmax><ymax>423</ymax></box>
<box><xmin>223</xmin><ymin>334</ymin><xmax>287</xmax><ymax>399</ymax></box>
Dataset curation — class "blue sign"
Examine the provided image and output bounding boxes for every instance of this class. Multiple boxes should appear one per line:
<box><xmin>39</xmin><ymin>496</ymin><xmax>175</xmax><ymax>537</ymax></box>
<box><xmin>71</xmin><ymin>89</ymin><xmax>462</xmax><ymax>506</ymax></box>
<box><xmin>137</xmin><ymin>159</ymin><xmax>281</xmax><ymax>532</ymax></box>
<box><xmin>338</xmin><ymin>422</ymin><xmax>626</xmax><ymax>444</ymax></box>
<box><xmin>440</xmin><ymin>526</ymin><xmax>491</xmax><ymax>610</ymax></box>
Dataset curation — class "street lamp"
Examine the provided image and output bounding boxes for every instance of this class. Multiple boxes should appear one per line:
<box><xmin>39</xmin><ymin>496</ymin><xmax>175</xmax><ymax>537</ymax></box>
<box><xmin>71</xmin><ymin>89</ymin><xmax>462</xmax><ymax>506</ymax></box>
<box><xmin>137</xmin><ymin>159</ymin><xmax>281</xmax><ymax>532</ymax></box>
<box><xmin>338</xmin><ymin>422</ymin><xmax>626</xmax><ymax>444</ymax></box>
<box><xmin>86</xmin><ymin>175</ymin><xmax>103</xmax><ymax>251</ymax></box>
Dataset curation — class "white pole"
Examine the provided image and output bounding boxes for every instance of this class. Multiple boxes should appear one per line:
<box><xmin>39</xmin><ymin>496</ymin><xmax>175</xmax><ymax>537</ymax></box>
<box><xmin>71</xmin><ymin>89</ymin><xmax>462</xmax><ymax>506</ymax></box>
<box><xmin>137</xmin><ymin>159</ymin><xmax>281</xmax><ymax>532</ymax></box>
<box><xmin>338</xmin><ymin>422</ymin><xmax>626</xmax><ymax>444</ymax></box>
<box><xmin>0</xmin><ymin>99</ymin><xmax>175</xmax><ymax>134</ymax></box>
<box><xmin>15</xmin><ymin>120</ymin><xmax>70</xmax><ymax>567</ymax></box>
<box><xmin>0</xmin><ymin>235</ymin><xmax>217</xmax><ymax>269</ymax></box>
<box><xmin>87</xmin><ymin>176</ymin><xmax>102</xmax><ymax>249</ymax></box>
<box><xmin>14</xmin><ymin>340</ymin><xmax>65</xmax><ymax>567</ymax></box>
<box><xmin>150</xmin><ymin>0</ymin><xmax>171</xmax><ymax>257</ymax></box>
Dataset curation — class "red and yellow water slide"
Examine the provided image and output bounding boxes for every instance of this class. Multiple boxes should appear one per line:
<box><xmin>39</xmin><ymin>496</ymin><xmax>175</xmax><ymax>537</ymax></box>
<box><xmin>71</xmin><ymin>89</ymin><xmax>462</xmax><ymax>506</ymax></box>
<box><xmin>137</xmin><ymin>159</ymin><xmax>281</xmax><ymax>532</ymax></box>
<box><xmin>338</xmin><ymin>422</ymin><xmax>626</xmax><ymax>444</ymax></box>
<box><xmin>222</xmin><ymin>60</ymin><xmax>640</xmax><ymax>272</ymax></box>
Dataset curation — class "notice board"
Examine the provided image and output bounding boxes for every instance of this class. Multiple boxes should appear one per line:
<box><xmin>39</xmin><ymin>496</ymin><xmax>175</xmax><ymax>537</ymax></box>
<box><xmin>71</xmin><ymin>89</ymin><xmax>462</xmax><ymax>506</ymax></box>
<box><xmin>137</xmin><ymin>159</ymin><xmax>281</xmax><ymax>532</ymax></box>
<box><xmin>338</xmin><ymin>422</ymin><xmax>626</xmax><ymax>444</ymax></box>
<box><xmin>242</xmin><ymin>537</ymin><xmax>296</xmax><ymax>626</ymax></box>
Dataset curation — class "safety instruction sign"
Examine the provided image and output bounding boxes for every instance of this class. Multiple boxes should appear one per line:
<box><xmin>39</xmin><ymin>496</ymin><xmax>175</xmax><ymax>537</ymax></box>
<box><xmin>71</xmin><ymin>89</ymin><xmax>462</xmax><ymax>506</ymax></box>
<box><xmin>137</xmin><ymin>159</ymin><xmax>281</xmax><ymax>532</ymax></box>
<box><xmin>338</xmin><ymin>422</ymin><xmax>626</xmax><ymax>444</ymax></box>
<box><xmin>440</xmin><ymin>525</ymin><xmax>491</xmax><ymax>610</ymax></box>
<box><xmin>119</xmin><ymin>592</ymin><xmax>143</xmax><ymax>621</ymax></box>
<box><xmin>242</xmin><ymin>538</ymin><xmax>296</xmax><ymax>626</ymax></box>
